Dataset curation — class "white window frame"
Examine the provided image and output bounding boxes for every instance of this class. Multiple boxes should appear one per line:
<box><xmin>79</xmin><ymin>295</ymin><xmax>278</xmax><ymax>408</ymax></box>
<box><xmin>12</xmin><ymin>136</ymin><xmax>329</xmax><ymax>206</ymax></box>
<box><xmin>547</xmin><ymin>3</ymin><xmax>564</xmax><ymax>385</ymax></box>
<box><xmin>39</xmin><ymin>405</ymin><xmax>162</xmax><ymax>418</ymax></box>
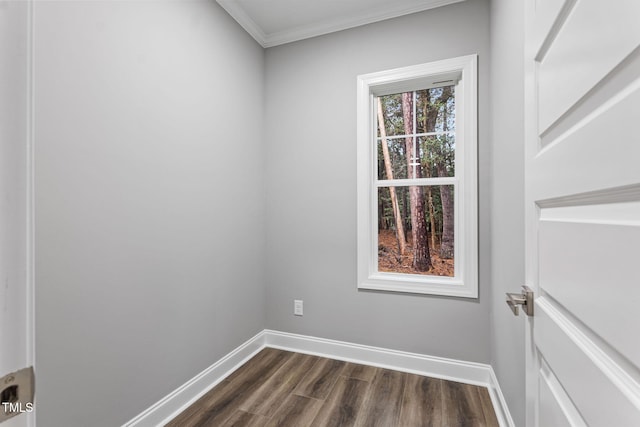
<box><xmin>356</xmin><ymin>55</ymin><xmax>478</xmax><ymax>298</ymax></box>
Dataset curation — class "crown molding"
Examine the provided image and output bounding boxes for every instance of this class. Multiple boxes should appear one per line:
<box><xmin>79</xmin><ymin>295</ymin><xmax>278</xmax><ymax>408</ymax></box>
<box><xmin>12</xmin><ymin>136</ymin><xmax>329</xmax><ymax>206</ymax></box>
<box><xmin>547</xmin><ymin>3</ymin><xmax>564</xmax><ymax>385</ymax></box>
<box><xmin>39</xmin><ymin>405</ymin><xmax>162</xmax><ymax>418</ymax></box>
<box><xmin>216</xmin><ymin>0</ymin><xmax>268</xmax><ymax>46</ymax></box>
<box><xmin>217</xmin><ymin>0</ymin><xmax>465</xmax><ymax>48</ymax></box>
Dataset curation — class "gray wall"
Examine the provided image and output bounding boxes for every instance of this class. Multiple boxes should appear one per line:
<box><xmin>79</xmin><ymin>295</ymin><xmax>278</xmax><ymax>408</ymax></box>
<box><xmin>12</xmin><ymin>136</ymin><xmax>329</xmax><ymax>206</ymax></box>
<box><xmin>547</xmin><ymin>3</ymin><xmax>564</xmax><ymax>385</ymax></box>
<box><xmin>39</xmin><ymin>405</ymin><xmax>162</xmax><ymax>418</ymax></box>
<box><xmin>489</xmin><ymin>0</ymin><xmax>526</xmax><ymax>424</ymax></box>
<box><xmin>0</xmin><ymin>0</ymin><xmax>29</xmax><ymax>378</ymax></box>
<box><xmin>33</xmin><ymin>1</ymin><xmax>265</xmax><ymax>426</ymax></box>
<box><xmin>264</xmin><ymin>0</ymin><xmax>492</xmax><ymax>363</ymax></box>
<box><xmin>28</xmin><ymin>0</ymin><xmax>529</xmax><ymax>425</ymax></box>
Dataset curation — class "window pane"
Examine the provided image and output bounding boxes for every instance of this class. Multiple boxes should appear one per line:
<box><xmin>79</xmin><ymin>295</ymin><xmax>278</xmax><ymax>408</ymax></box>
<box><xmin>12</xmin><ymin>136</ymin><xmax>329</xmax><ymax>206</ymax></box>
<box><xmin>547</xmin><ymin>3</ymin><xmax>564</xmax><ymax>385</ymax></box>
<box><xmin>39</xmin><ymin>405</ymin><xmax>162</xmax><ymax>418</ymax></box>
<box><xmin>377</xmin><ymin>185</ymin><xmax>454</xmax><ymax>277</ymax></box>
<box><xmin>377</xmin><ymin>138</ymin><xmax>407</xmax><ymax>180</ymax></box>
<box><xmin>377</xmin><ymin>93</ymin><xmax>405</xmax><ymax>137</ymax></box>
<box><xmin>377</xmin><ymin>87</ymin><xmax>456</xmax><ymax>181</ymax></box>
<box><xmin>378</xmin><ymin>135</ymin><xmax>454</xmax><ymax>180</ymax></box>
<box><xmin>418</xmin><ymin>135</ymin><xmax>455</xmax><ymax>178</ymax></box>
<box><xmin>416</xmin><ymin>86</ymin><xmax>456</xmax><ymax>133</ymax></box>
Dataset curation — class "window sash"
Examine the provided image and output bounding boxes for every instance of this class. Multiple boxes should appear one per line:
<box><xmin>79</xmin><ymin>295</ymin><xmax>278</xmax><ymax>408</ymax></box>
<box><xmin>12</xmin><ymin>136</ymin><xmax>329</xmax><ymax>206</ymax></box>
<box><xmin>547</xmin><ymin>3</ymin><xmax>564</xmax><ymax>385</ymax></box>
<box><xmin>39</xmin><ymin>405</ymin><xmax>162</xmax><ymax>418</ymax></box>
<box><xmin>375</xmin><ymin>177</ymin><xmax>457</xmax><ymax>187</ymax></box>
<box><xmin>373</xmin><ymin>183</ymin><xmax>459</xmax><ymax>281</ymax></box>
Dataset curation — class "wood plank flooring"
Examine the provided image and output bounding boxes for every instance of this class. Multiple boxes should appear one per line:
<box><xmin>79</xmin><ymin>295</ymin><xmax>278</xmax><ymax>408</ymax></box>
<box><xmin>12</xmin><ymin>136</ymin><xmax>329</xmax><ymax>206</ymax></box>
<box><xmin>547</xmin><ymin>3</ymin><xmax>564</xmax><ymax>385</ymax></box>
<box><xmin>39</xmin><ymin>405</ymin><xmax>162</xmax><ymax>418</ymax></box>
<box><xmin>165</xmin><ymin>348</ymin><xmax>499</xmax><ymax>427</ymax></box>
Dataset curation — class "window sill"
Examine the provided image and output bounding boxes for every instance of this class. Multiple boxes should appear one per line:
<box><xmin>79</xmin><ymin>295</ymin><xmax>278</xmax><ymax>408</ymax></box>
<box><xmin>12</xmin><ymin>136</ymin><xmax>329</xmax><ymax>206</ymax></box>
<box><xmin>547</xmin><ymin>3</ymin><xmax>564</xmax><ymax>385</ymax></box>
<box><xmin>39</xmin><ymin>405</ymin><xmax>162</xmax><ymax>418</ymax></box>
<box><xmin>358</xmin><ymin>274</ymin><xmax>477</xmax><ymax>298</ymax></box>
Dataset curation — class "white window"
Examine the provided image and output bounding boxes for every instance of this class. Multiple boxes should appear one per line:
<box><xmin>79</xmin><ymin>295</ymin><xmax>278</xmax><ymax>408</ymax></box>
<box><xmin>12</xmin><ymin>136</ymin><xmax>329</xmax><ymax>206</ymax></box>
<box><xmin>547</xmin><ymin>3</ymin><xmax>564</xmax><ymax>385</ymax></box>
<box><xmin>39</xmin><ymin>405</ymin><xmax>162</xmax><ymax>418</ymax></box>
<box><xmin>357</xmin><ymin>55</ymin><xmax>478</xmax><ymax>298</ymax></box>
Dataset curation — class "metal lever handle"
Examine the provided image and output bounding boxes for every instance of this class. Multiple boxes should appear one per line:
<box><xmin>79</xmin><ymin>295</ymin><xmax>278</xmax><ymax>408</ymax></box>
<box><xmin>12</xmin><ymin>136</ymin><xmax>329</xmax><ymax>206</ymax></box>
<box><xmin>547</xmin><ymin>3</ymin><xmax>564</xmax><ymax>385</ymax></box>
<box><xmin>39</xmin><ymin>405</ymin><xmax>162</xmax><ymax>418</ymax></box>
<box><xmin>505</xmin><ymin>286</ymin><xmax>534</xmax><ymax>316</ymax></box>
<box><xmin>506</xmin><ymin>293</ymin><xmax>525</xmax><ymax>315</ymax></box>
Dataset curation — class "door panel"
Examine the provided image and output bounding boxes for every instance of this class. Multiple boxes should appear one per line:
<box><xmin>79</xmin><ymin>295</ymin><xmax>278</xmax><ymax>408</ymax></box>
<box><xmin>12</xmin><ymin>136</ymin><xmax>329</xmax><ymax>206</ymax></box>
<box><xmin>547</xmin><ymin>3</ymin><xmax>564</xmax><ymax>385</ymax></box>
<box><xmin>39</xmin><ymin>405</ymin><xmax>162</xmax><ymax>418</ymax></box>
<box><xmin>539</xmin><ymin>360</ymin><xmax>586</xmax><ymax>427</ymax></box>
<box><xmin>539</xmin><ymin>217</ymin><xmax>640</xmax><ymax>366</ymax></box>
<box><xmin>525</xmin><ymin>0</ymin><xmax>640</xmax><ymax>426</ymax></box>
<box><xmin>530</xmin><ymin>0</ymin><xmax>570</xmax><ymax>56</ymax></box>
<box><xmin>533</xmin><ymin>79</ymin><xmax>640</xmax><ymax>199</ymax></box>
<box><xmin>538</xmin><ymin>1</ymin><xmax>640</xmax><ymax>132</ymax></box>
<box><xmin>535</xmin><ymin>299</ymin><xmax>640</xmax><ymax>426</ymax></box>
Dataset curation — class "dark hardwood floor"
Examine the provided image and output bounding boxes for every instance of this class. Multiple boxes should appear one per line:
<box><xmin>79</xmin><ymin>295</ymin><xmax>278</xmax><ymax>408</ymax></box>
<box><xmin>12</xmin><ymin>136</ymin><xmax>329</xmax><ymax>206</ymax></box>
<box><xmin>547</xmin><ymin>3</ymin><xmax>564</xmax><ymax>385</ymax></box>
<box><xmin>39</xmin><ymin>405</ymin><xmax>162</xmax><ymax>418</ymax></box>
<box><xmin>165</xmin><ymin>348</ymin><xmax>500</xmax><ymax>427</ymax></box>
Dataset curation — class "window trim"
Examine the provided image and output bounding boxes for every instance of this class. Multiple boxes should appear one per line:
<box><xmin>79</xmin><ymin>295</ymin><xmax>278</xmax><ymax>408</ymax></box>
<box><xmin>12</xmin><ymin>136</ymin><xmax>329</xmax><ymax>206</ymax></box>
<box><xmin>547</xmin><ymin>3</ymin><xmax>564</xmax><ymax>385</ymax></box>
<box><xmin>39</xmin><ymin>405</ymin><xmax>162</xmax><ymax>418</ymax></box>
<box><xmin>356</xmin><ymin>55</ymin><xmax>478</xmax><ymax>298</ymax></box>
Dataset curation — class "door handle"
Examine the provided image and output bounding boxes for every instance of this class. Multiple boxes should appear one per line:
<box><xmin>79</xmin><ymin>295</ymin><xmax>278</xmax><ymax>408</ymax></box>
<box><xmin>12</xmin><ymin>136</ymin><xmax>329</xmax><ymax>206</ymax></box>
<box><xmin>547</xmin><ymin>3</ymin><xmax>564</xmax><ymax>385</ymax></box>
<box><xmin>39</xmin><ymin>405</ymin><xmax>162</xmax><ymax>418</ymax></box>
<box><xmin>506</xmin><ymin>286</ymin><xmax>534</xmax><ymax>316</ymax></box>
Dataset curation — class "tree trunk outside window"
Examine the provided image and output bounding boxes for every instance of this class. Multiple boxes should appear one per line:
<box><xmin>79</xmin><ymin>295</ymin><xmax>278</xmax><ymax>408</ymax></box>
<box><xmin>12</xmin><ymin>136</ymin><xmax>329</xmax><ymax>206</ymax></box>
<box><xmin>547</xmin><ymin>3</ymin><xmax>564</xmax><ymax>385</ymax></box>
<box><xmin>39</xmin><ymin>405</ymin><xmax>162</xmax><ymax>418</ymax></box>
<box><xmin>402</xmin><ymin>92</ymin><xmax>432</xmax><ymax>271</ymax></box>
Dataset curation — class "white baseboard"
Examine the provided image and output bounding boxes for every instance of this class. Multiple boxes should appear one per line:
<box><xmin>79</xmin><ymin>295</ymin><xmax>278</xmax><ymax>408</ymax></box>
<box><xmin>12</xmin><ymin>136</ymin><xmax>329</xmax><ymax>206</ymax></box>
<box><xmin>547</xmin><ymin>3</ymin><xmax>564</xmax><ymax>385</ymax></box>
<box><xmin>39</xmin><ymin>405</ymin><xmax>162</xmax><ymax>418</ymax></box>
<box><xmin>488</xmin><ymin>367</ymin><xmax>517</xmax><ymax>427</ymax></box>
<box><xmin>265</xmin><ymin>329</ymin><xmax>491</xmax><ymax>385</ymax></box>
<box><xmin>265</xmin><ymin>330</ymin><xmax>514</xmax><ymax>427</ymax></box>
<box><xmin>123</xmin><ymin>329</ymin><xmax>514</xmax><ymax>427</ymax></box>
<box><xmin>122</xmin><ymin>330</ymin><xmax>266</xmax><ymax>427</ymax></box>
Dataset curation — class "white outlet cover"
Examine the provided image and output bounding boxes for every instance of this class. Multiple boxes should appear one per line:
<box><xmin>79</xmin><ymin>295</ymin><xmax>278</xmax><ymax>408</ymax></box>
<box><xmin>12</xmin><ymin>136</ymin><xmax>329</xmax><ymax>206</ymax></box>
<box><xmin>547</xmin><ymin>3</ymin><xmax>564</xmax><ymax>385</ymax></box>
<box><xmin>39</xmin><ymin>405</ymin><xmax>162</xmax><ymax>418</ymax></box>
<box><xmin>294</xmin><ymin>300</ymin><xmax>303</xmax><ymax>316</ymax></box>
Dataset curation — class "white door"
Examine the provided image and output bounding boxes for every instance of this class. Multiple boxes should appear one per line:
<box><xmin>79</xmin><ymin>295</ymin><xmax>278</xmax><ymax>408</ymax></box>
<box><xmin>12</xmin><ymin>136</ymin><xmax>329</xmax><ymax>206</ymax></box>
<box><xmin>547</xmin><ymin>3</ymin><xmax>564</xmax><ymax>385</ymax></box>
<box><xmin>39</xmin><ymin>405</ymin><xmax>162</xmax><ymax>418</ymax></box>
<box><xmin>0</xmin><ymin>1</ymin><xmax>34</xmax><ymax>426</ymax></box>
<box><xmin>524</xmin><ymin>0</ymin><xmax>640</xmax><ymax>426</ymax></box>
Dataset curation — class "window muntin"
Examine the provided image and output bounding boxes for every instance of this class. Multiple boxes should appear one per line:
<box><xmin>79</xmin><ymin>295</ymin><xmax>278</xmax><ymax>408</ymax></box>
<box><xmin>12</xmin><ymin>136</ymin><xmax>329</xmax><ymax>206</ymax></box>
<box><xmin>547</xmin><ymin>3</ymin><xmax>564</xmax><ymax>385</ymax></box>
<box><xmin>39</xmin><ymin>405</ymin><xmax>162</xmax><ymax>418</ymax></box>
<box><xmin>357</xmin><ymin>55</ymin><xmax>477</xmax><ymax>298</ymax></box>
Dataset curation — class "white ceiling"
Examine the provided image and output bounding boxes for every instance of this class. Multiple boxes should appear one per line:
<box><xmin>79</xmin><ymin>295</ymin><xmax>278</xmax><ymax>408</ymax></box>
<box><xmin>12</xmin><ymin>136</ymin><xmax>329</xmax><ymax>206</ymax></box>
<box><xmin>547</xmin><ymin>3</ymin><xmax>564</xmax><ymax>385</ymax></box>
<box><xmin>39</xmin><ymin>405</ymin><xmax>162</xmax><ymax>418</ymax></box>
<box><xmin>216</xmin><ymin>0</ymin><xmax>465</xmax><ymax>48</ymax></box>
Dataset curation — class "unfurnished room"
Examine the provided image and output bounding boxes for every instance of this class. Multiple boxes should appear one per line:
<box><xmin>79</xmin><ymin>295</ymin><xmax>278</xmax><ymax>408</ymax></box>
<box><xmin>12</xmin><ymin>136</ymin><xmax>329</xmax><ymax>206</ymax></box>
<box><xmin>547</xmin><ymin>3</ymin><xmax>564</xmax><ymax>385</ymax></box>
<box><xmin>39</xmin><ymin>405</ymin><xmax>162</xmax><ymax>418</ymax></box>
<box><xmin>1</xmin><ymin>0</ymin><xmax>639</xmax><ymax>426</ymax></box>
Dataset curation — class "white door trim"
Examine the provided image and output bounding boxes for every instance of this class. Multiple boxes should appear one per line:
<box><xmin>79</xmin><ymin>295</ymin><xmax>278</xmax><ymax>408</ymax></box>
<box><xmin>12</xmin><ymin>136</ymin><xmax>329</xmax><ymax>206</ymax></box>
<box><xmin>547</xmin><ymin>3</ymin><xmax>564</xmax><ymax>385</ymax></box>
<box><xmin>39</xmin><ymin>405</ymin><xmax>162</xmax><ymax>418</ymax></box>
<box><xmin>26</xmin><ymin>1</ymin><xmax>36</xmax><ymax>425</ymax></box>
<box><xmin>523</xmin><ymin>0</ymin><xmax>539</xmax><ymax>423</ymax></box>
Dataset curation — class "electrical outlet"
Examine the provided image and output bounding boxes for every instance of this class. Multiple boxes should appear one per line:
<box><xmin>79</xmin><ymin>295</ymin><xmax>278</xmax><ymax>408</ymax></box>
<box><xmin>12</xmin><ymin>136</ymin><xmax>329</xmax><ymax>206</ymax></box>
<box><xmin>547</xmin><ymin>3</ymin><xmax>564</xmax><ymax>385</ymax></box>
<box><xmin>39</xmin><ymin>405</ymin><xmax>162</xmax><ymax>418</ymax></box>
<box><xmin>294</xmin><ymin>299</ymin><xmax>303</xmax><ymax>316</ymax></box>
